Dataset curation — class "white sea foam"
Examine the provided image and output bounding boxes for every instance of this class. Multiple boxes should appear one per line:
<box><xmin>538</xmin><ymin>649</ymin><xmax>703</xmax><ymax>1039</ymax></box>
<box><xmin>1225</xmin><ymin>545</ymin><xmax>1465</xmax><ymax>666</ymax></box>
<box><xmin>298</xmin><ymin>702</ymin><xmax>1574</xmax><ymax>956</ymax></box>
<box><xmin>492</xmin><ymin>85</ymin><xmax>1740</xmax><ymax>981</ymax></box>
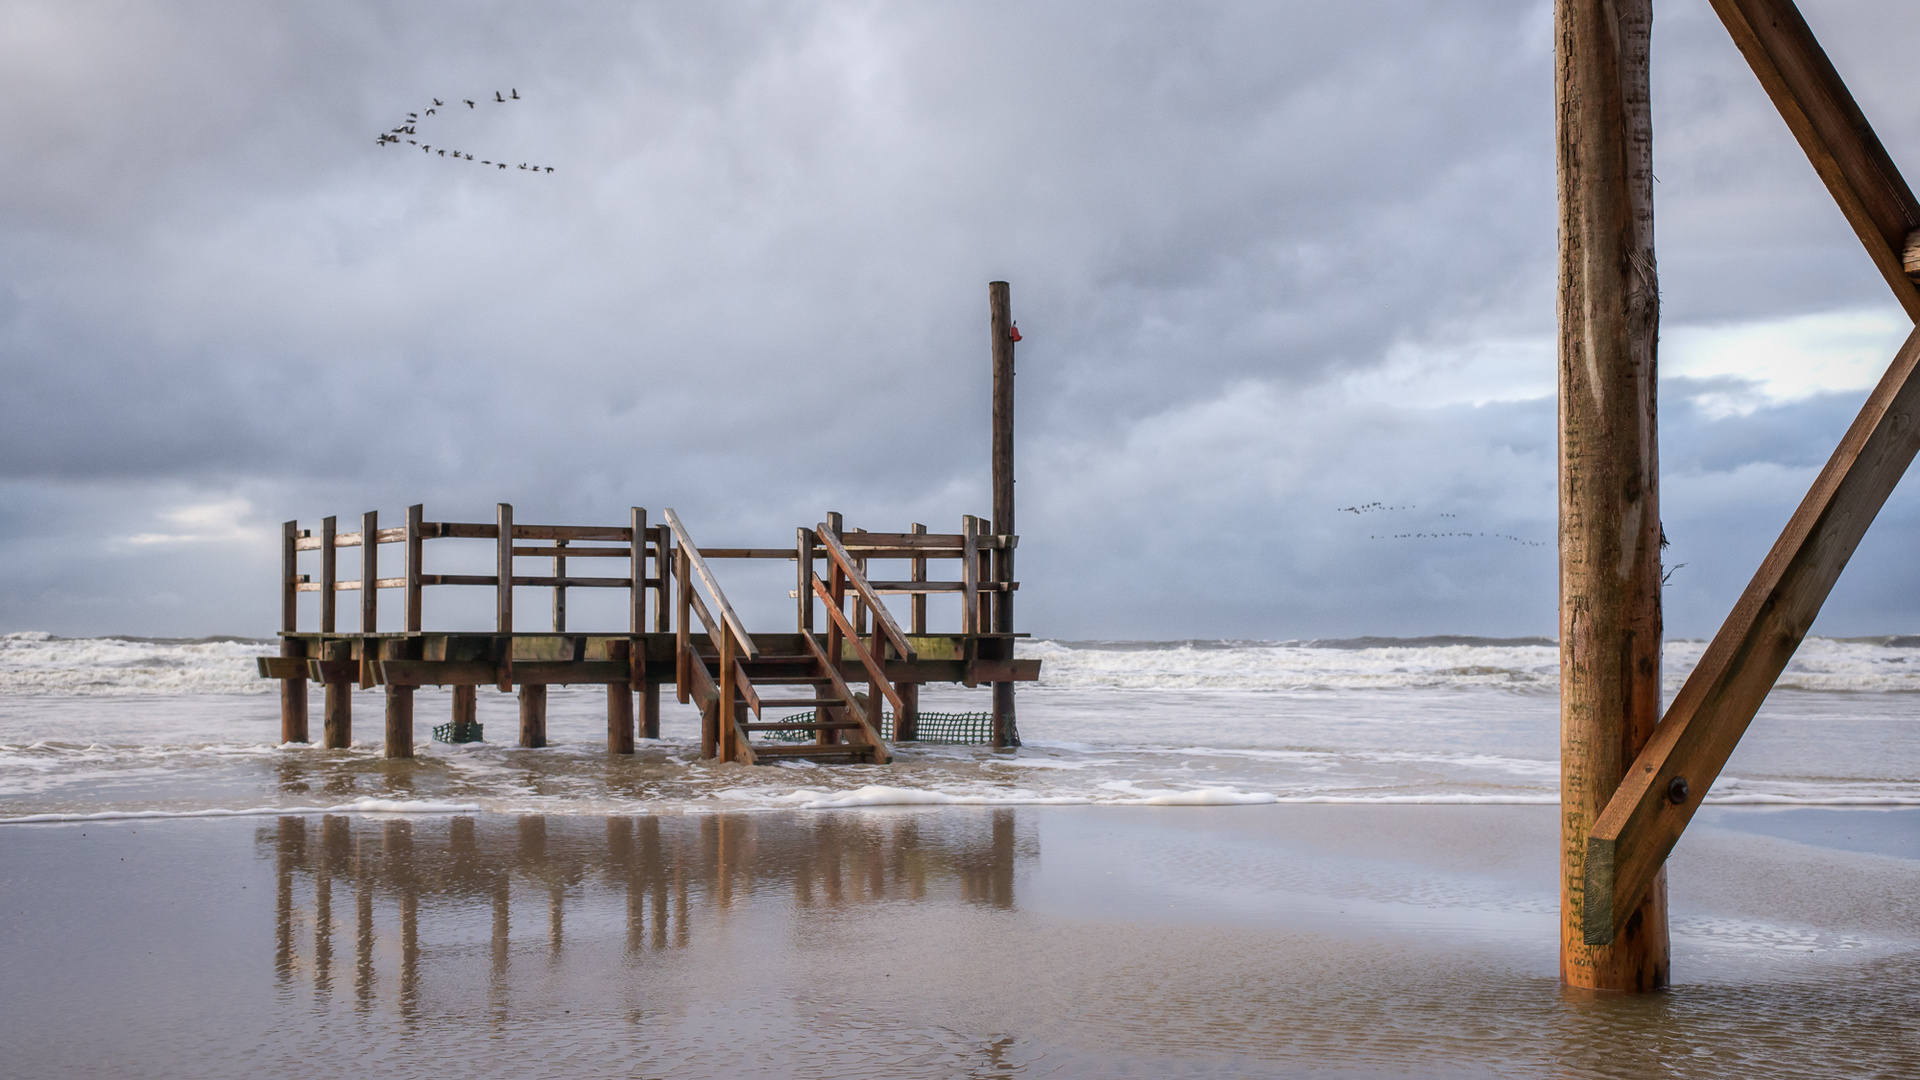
<box><xmin>1022</xmin><ymin>635</ymin><xmax>1920</xmax><ymax>694</ymax></box>
<box><xmin>0</xmin><ymin>632</ymin><xmax>275</xmax><ymax>695</ymax></box>
<box><xmin>6</xmin><ymin>632</ymin><xmax>1920</xmax><ymax>697</ymax></box>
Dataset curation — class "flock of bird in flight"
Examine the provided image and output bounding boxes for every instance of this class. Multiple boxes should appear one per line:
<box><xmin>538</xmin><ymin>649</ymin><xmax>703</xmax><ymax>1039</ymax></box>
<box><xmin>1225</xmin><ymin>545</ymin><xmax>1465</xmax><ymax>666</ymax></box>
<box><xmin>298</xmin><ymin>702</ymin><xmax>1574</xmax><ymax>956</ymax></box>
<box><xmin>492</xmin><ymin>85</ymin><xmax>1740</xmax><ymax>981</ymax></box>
<box><xmin>1337</xmin><ymin>503</ymin><xmax>1547</xmax><ymax>548</ymax></box>
<box><xmin>375</xmin><ymin>89</ymin><xmax>554</xmax><ymax>174</ymax></box>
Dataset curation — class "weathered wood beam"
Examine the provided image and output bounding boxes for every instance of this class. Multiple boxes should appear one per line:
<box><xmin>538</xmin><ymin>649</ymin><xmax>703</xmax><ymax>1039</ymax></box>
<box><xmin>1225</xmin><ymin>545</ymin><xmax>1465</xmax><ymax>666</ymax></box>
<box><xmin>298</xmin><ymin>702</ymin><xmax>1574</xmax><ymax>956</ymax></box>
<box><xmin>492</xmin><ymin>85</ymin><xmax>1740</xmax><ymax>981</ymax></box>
<box><xmin>1708</xmin><ymin>0</ymin><xmax>1920</xmax><ymax>318</ymax></box>
<box><xmin>1557</xmin><ymin>0</ymin><xmax>1669</xmax><ymax>992</ymax></box>
<box><xmin>1586</xmin><ymin>321</ymin><xmax>1920</xmax><ymax>945</ymax></box>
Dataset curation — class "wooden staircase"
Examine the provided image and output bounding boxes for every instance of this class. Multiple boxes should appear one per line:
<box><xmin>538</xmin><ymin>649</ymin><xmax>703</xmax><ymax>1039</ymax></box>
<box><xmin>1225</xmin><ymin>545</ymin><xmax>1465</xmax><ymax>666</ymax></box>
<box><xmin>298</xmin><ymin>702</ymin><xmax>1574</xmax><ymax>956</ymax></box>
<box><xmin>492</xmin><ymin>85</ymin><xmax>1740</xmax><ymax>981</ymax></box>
<box><xmin>666</xmin><ymin>511</ymin><xmax>896</xmax><ymax>766</ymax></box>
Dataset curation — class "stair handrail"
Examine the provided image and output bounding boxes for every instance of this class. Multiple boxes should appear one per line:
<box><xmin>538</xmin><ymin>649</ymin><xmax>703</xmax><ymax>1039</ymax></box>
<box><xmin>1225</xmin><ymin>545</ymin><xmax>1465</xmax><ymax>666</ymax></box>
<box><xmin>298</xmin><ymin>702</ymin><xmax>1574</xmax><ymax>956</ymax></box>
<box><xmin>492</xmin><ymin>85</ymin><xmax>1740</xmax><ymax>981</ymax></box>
<box><xmin>798</xmin><ymin>630</ymin><xmax>893</xmax><ymax>764</ymax></box>
<box><xmin>663</xmin><ymin>509</ymin><xmax>760</xmax><ymax>660</ymax></box>
<box><xmin>814</xmin><ymin>525</ymin><xmax>917</xmax><ymax>662</ymax></box>
<box><xmin>810</xmin><ymin>575</ymin><xmax>907</xmax><ymax>716</ymax></box>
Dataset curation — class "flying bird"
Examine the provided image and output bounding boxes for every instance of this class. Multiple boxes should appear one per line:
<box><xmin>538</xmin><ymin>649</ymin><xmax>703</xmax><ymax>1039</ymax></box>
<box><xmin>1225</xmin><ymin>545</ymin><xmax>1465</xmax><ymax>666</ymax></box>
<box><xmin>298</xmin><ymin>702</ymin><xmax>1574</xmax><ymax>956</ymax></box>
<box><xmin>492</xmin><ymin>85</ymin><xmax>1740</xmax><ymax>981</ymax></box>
<box><xmin>407</xmin><ymin>112</ymin><xmax>417</xmax><ymax>119</ymax></box>
<box><xmin>424</xmin><ymin>108</ymin><xmax>435</xmax><ymax>115</ymax></box>
<box><xmin>432</xmin><ymin>99</ymin><xmax>443</xmax><ymax>106</ymax></box>
<box><xmin>495</xmin><ymin>91</ymin><xmax>504</xmax><ymax>102</ymax></box>
<box><xmin>464</xmin><ymin>100</ymin><xmax>475</xmax><ymax>108</ymax></box>
<box><xmin>511</xmin><ymin>88</ymin><xmax>519</xmax><ymax>99</ymax></box>
<box><xmin>544</xmin><ymin>167</ymin><xmax>553</xmax><ymax>173</ymax></box>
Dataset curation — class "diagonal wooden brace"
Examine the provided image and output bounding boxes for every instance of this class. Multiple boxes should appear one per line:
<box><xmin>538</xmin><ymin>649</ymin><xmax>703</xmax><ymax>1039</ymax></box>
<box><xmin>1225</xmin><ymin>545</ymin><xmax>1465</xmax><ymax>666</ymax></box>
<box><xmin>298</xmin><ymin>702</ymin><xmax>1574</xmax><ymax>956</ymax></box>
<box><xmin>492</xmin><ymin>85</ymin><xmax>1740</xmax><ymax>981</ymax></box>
<box><xmin>1586</xmin><ymin>323</ymin><xmax>1920</xmax><ymax>944</ymax></box>
<box><xmin>1709</xmin><ymin>0</ymin><xmax>1920</xmax><ymax>319</ymax></box>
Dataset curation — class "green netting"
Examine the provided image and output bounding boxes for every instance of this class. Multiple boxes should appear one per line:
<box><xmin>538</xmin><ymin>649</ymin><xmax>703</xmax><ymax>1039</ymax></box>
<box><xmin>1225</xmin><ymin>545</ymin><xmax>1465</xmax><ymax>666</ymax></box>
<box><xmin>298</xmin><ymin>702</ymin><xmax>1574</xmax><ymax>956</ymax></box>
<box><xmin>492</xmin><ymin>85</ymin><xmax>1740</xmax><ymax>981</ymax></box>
<box><xmin>431</xmin><ymin>719</ymin><xmax>484</xmax><ymax>744</ymax></box>
<box><xmin>762</xmin><ymin>709</ymin><xmax>1012</xmax><ymax>746</ymax></box>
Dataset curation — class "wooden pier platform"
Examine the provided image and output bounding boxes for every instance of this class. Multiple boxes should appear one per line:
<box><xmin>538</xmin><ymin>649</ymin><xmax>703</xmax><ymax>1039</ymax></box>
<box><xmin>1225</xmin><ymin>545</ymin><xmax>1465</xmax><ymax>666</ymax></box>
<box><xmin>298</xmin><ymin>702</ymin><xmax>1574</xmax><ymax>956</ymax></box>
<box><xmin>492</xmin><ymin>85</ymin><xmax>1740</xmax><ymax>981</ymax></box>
<box><xmin>257</xmin><ymin>506</ymin><xmax>1039</xmax><ymax>765</ymax></box>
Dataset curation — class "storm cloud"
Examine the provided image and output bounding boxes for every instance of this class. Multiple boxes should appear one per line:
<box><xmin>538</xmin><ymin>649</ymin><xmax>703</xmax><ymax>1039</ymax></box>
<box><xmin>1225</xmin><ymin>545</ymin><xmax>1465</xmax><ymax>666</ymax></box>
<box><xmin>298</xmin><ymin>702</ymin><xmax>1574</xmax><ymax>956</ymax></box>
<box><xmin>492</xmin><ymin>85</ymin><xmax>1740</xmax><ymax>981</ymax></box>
<box><xmin>1</xmin><ymin>0</ymin><xmax>1917</xmax><ymax>640</ymax></box>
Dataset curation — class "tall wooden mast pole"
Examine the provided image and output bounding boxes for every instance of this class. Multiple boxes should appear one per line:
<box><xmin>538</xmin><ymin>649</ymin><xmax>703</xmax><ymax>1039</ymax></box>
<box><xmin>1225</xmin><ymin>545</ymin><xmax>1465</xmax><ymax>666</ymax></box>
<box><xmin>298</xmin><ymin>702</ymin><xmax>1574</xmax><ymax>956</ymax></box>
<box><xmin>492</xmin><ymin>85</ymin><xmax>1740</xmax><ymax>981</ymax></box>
<box><xmin>989</xmin><ymin>280</ymin><xmax>1019</xmax><ymax>749</ymax></box>
<box><xmin>1556</xmin><ymin>0</ymin><xmax>1669</xmax><ymax>991</ymax></box>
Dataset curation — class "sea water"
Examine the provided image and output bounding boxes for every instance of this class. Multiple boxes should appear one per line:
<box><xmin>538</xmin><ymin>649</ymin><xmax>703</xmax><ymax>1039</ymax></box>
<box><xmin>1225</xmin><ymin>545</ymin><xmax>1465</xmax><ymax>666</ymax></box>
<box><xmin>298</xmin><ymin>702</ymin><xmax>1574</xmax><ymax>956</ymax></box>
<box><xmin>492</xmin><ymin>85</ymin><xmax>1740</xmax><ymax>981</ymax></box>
<box><xmin>2</xmin><ymin>631</ymin><xmax>1915</xmax><ymax>820</ymax></box>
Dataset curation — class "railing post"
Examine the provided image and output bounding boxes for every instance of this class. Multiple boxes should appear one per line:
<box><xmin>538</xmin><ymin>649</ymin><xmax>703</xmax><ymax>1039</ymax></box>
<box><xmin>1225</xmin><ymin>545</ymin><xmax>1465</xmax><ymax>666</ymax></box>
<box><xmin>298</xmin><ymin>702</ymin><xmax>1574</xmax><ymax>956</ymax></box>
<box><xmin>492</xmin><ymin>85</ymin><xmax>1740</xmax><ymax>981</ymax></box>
<box><xmin>552</xmin><ymin>538</ymin><xmax>568</xmax><ymax>632</ymax></box>
<box><xmin>361</xmin><ymin>510</ymin><xmax>378</xmax><ymax>635</ymax></box>
<box><xmin>629</xmin><ymin>508</ymin><xmax>649</xmax><ymax>741</ymax></box>
<box><xmin>280</xmin><ymin>520</ymin><xmax>308</xmax><ymax>744</ymax></box>
<box><xmin>496</xmin><ymin>503</ymin><xmax>513</xmax><ymax>692</ymax></box>
<box><xmin>960</xmin><ymin>515</ymin><xmax>979</xmax><ymax>635</ymax></box>
<box><xmin>897</xmin><ymin>524</ymin><xmax>925</xmax><ymax>742</ymax></box>
<box><xmin>676</xmin><ymin>545</ymin><xmax>692</xmax><ymax>705</ymax></box>
<box><xmin>796</xmin><ymin>527</ymin><xmax>814</xmax><ymax>633</ymax></box>
<box><xmin>320</xmin><ymin>515</ymin><xmax>337</xmax><ymax>634</ymax></box>
<box><xmin>718</xmin><ymin>623</ymin><xmax>737</xmax><ymax>762</ymax></box>
<box><xmin>404</xmin><ymin>504</ymin><xmax>423</xmax><ymax>633</ymax></box>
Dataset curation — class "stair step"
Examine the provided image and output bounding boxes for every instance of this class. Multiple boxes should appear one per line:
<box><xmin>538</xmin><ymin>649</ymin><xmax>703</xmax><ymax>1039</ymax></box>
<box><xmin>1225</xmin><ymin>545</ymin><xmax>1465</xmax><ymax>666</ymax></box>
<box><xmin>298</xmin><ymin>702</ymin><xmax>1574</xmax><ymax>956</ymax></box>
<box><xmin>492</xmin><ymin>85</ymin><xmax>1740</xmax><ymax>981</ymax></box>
<box><xmin>743</xmin><ymin>720</ymin><xmax>863</xmax><ymax>732</ymax></box>
<box><xmin>756</xmin><ymin>697</ymin><xmax>845</xmax><ymax>708</ymax></box>
<box><xmin>751</xmin><ymin>744</ymin><xmax>876</xmax><ymax>759</ymax></box>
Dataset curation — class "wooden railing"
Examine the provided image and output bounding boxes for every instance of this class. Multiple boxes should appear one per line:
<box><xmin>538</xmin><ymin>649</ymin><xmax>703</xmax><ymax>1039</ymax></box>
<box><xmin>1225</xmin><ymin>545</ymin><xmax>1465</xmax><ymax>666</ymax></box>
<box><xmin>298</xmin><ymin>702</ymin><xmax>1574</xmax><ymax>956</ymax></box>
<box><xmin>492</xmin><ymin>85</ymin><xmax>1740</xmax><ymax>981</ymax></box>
<box><xmin>284</xmin><ymin>504</ymin><xmax>671</xmax><ymax>646</ymax></box>
<box><xmin>662</xmin><ymin>509</ymin><xmax>763</xmax><ymax>763</ymax></box>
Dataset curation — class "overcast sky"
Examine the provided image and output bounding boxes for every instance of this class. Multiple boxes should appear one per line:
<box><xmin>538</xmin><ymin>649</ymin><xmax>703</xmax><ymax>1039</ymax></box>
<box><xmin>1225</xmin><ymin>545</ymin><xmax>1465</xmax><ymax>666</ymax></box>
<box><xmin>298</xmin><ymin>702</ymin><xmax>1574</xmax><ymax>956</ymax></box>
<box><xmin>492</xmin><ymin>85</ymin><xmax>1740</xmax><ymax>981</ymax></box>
<box><xmin>3</xmin><ymin>0</ymin><xmax>1918</xmax><ymax>641</ymax></box>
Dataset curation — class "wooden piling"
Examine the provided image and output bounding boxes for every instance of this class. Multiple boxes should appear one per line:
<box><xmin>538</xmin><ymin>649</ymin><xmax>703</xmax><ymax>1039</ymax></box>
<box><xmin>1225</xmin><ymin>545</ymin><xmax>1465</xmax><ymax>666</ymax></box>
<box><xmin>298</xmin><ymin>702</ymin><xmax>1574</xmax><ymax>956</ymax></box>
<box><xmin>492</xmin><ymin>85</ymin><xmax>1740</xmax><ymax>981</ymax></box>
<box><xmin>1556</xmin><ymin>0</ymin><xmax>1669</xmax><ymax>992</ymax></box>
<box><xmin>281</xmin><ymin>520</ymin><xmax>309</xmax><ymax>744</ymax></box>
<box><xmin>384</xmin><ymin>684</ymin><xmax>414</xmax><ymax>759</ymax></box>
<box><xmin>519</xmin><ymin>684</ymin><xmax>548</xmax><ymax>748</ymax></box>
<box><xmin>990</xmin><ymin>281</ymin><xmax>1019</xmax><ymax>749</ymax></box>
<box><xmin>323</xmin><ymin>640</ymin><xmax>352</xmax><ymax>749</ymax></box>
<box><xmin>608</xmin><ymin>679</ymin><xmax>635</xmax><ymax>755</ymax></box>
<box><xmin>452</xmin><ymin>684</ymin><xmax>477</xmax><ymax>742</ymax></box>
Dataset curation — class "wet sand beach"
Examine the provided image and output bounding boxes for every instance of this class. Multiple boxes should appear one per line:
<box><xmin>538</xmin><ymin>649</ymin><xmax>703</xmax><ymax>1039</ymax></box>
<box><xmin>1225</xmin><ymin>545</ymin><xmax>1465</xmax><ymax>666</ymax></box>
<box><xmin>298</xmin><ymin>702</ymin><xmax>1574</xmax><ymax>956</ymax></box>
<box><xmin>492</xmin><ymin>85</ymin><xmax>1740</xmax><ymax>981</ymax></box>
<box><xmin>3</xmin><ymin>804</ymin><xmax>1916</xmax><ymax>1079</ymax></box>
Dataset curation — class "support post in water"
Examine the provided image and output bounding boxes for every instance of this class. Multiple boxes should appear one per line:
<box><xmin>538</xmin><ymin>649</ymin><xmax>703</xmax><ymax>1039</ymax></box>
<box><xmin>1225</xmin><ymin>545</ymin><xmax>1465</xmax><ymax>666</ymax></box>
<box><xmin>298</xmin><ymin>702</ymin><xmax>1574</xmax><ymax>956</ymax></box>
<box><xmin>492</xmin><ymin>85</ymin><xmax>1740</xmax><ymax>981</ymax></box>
<box><xmin>280</xmin><ymin>520</ymin><xmax>309</xmax><ymax>743</ymax></box>
<box><xmin>384</xmin><ymin>641</ymin><xmax>413</xmax><ymax>759</ymax></box>
<box><xmin>988</xmin><ymin>280</ymin><xmax>1019</xmax><ymax>749</ymax></box>
<box><xmin>323</xmin><ymin>639</ymin><xmax>353</xmax><ymax>749</ymax></box>
<box><xmin>519</xmin><ymin>683</ymin><xmax>547</xmax><ymax>748</ymax></box>
<box><xmin>1555</xmin><ymin>0</ymin><xmax>1669</xmax><ymax>991</ymax></box>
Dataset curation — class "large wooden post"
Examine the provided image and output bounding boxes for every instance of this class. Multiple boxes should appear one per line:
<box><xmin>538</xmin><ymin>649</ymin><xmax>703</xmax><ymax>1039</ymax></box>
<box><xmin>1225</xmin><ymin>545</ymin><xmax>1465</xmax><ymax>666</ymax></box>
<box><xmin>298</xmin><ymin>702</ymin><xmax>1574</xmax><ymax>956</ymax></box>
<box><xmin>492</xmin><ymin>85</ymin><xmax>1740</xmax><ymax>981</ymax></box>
<box><xmin>988</xmin><ymin>281</ymin><xmax>1019</xmax><ymax>749</ymax></box>
<box><xmin>1556</xmin><ymin>0</ymin><xmax>1670</xmax><ymax>992</ymax></box>
<box><xmin>384</xmin><ymin>637</ymin><xmax>414</xmax><ymax>760</ymax></box>
<box><xmin>280</xmin><ymin>520</ymin><xmax>309</xmax><ymax>744</ymax></box>
<box><xmin>519</xmin><ymin>684</ymin><xmax>548</xmax><ymax>748</ymax></box>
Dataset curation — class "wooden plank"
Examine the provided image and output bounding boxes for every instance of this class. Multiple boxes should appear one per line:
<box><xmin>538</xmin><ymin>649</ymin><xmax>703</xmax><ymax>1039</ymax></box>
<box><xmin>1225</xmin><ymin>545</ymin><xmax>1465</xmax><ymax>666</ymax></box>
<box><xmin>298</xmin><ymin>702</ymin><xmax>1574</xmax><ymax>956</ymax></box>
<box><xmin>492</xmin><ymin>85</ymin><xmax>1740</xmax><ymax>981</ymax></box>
<box><xmin>810</xmin><ymin>577</ymin><xmax>906</xmax><ymax>715</ymax></box>
<box><xmin>257</xmin><ymin>656</ymin><xmax>309</xmax><ymax>679</ymax></box>
<box><xmin>513</xmin><ymin>524</ymin><xmax>631</xmax><ymax>542</ymax></box>
<box><xmin>320</xmin><ymin>516</ymin><xmax>337</xmax><ymax>633</ymax></box>
<box><xmin>1708</xmin><ymin>0</ymin><xmax>1920</xmax><ymax>319</ymax></box>
<box><xmin>431</xmin><ymin>521</ymin><xmax>498</xmax><ymax>539</ymax></box>
<box><xmin>840</xmin><ymin>532</ymin><xmax>966</xmax><ymax>549</ymax></box>
<box><xmin>798</xmin><ymin>630</ymin><xmax>891</xmax><ymax>764</ymax></box>
<box><xmin>405</xmin><ymin>504</ymin><xmax>423</xmax><ymax>633</ymax></box>
<box><xmin>372</xmin><ymin>526</ymin><xmax>406</xmax><ymax>544</ymax></box>
<box><xmin>698</xmin><ymin>548</ymin><xmax>802</xmax><ymax>560</ymax></box>
<box><xmin>293</xmin><ymin>534</ymin><xmax>322</xmax><ymax>552</ymax></box>
<box><xmin>513</xmin><ymin>545</ymin><xmax>630</xmax><ymax>558</ymax></box>
<box><xmin>1557</xmin><ymin>0</ymin><xmax>1669</xmax><ymax>992</ymax></box>
<box><xmin>733</xmin><ymin>657</ymin><xmax>762</xmax><ymax>718</ymax></box>
<box><xmin>421</xmin><ymin>574</ymin><xmax>499</xmax><ymax>587</ymax></box>
<box><xmin>1587</xmin><ymin>322</ymin><xmax>1920</xmax><ymax>946</ymax></box>
<box><xmin>306</xmin><ymin>659</ymin><xmax>360</xmax><ymax>682</ymax></box>
<box><xmin>333</xmin><ymin>530</ymin><xmax>363</xmax><ymax>547</ymax></box>
<box><xmin>361</xmin><ymin>510</ymin><xmax>379</xmax><ymax>635</ymax></box>
<box><xmin>496</xmin><ymin>503</ymin><xmax>513</xmax><ymax>691</ymax></box>
<box><xmin>813</xmin><ymin>526</ymin><xmax>916</xmax><ymax>661</ymax></box>
<box><xmin>661</xmin><ymin>508</ymin><xmax>760</xmax><ymax>659</ymax></box>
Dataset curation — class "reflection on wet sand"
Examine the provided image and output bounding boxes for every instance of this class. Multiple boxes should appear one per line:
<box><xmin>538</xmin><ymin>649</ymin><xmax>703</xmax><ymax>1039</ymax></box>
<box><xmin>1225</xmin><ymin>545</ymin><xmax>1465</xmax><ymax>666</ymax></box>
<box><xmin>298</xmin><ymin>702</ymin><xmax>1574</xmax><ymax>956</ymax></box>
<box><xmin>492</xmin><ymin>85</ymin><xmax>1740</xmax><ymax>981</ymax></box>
<box><xmin>264</xmin><ymin>809</ymin><xmax>1025</xmax><ymax>1013</ymax></box>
